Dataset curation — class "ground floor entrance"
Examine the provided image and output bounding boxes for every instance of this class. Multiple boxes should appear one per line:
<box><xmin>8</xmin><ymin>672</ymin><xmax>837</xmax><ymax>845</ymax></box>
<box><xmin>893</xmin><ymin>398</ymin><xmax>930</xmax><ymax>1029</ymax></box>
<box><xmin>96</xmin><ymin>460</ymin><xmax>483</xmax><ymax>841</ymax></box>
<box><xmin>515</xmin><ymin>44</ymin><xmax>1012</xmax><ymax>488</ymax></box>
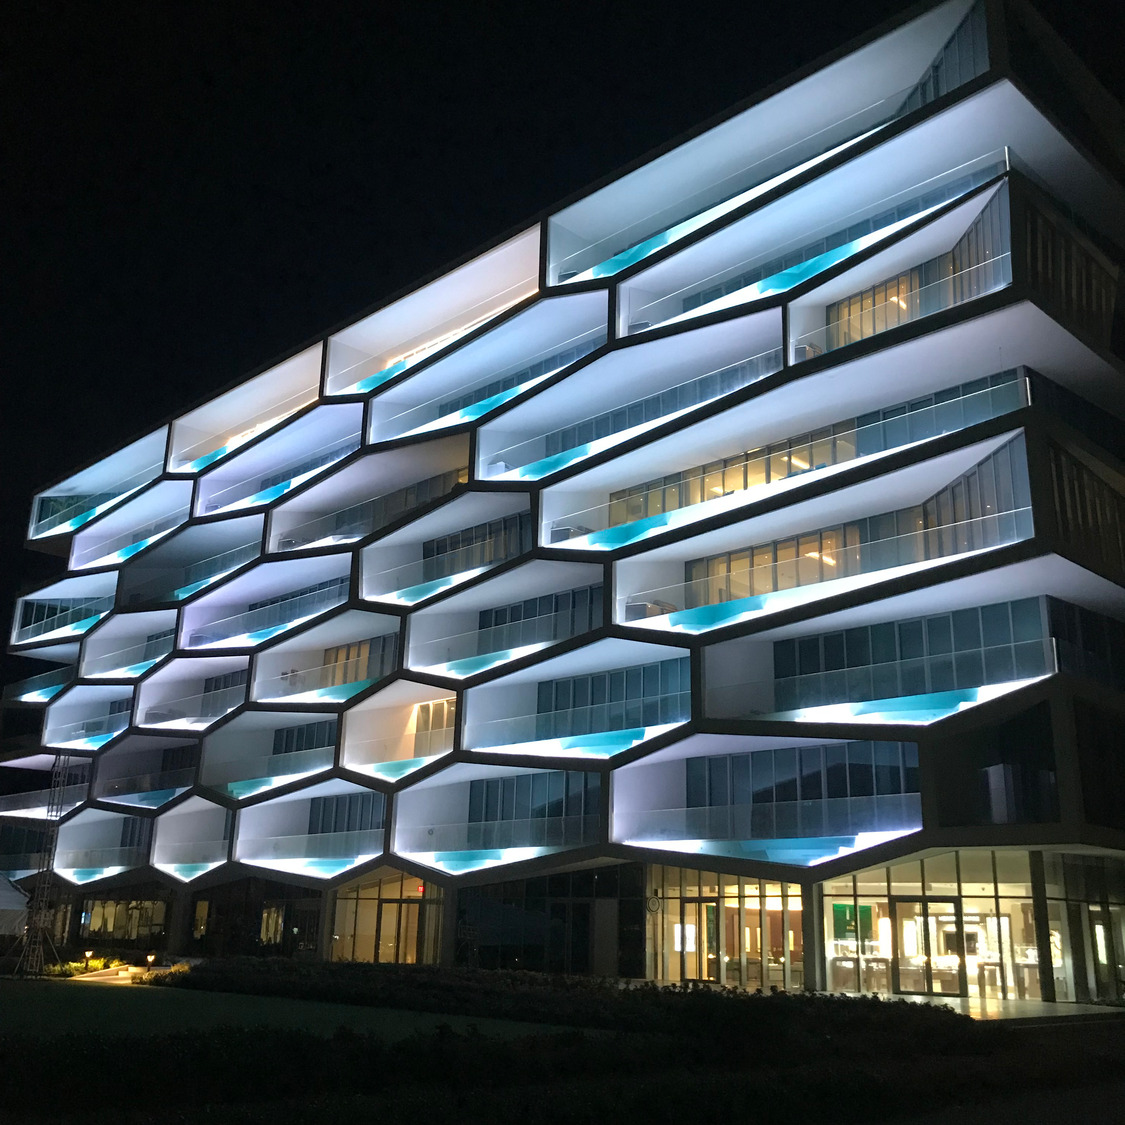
<box><xmin>889</xmin><ymin>896</ymin><xmax>966</xmax><ymax>997</ymax></box>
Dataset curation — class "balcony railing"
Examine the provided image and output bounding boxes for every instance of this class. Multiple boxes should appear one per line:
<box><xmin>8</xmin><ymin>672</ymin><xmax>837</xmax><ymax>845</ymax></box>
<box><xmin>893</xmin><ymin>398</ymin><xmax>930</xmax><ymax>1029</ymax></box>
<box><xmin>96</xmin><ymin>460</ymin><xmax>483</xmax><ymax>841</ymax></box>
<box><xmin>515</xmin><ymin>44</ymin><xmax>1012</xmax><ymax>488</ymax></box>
<box><xmin>343</xmin><ymin>730</ymin><xmax>455</xmax><ymax>782</ymax></box>
<box><xmin>174</xmin><ymin>385</ymin><xmax>319</xmax><ymax>473</ymax></box>
<box><xmin>485</xmin><ymin>347</ymin><xmax>783</xmax><ymax>481</ymax></box>
<box><xmin>72</xmin><ymin>508</ymin><xmax>190</xmax><ymax>570</ymax></box>
<box><xmin>398</xmin><ymin>812</ymin><xmax>600</xmax><ymax>854</ymax></box>
<box><xmin>54</xmin><ymin>845</ymin><xmax>149</xmax><ymax>874</ymax></box>
<box><xmin>0</xmin><ymin>784</ymin><xmax>88</xmax><ymax>818</ymax></box>
<box><xmin>617</xmin><ymin>794</ymin><xmax>922</xmax><ymax>844</ymax></box>
<box><xmin>95</xmin><ymin>767</ymin><xmax>197</xmax><ymax>807</ymax></box>
<box><xmin>707</xmin><ymin>638</ymin><xmax>1056</xmax><ymax>724</ymax></box>
<box><xmin>186</xmin><ymin>584</ymin><xmax>348</xmax><ymax>648</ymax></box>
<box><xmin>204</xmin><ymin>744</ymin><xmax>336</xmax><ymax>799</ymax></box>
<box><xmin>14</xmin><ymin>597</ymin><xmax>115</xmax><ymax>644</ymax></box>
<box><xmin>237</xmin><ymin>827</ymin><xmax>385</xmax><ymax>863</ymax></box>
<box><xmin>45</xmin><ymin>712</ymin><xmax>130</xmax><ymax>750</ymax></box>
<box><xmin>548</xmin><ymin>375</ymin><xmax>1026</xmax><ymax>549</ymax></box>
<box><xmin>469</xmin><ymin>690</ymin><xmax>691</xmax><ymax>757</ymax></box>
<box><xmin>139</xmin><ymin>683</ymin><xmax>246</xmax><ymax>730</ymax></box>
<box><xmin>203</xmin><ymin>431</ymin><xmax>362</xmax><ymax>515</ymax></box>
<box><xmin>791</xmin><ymin>253</ymin><xmax>1012</xmax><ymax>361</ymax></box>
<box><xmin>152</xmin><ymin>839</ymin><xmax>229</xmax><ymax>877</ymax></box>
<box><xmin>254</xmin><ymin>659</ymin><xmax>385</xmax><ymax>704</ymax></box>
<box><xmin>621</xmin><ymin>507</ymin><xmax>1034</xmax><ymax>633</ymax></box>
<box><xmin>0</xmin><ymin>852</ymin><xmax>47</xmax><ymax>876</ymax></box>
<box><xmin>366</xmin><ymin>540</ymin><xmax>522</xmax><ymax>605</ymax></box>
<box><xmin>2</xmin><ymin>667</ymin><xmax>76</xmax><ymax>703</ymax></box>
<box><xmin>83</xmin><ymin>635</ymin><xmax>175</xmax><ymax>679</ymax></box>
<box><xmin>410</xmin><ymin>609</ymin><xmax>592</xmax><ymax>677</ymax></box>
<box><xmin>32</xmin><ymin>460</ymin><xmax>163</xmax><ymax>538</ymax></box>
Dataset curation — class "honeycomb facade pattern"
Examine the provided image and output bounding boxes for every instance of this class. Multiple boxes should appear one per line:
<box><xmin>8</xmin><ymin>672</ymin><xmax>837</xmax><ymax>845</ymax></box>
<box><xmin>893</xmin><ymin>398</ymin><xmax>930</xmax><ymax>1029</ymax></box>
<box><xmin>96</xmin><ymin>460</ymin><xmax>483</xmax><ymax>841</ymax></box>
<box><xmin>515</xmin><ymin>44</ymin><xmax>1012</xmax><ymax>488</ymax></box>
<box><xmin>5</xmin><ymin>0</ymin><xmax>1125</xmax><ymax>1000</ymax></box>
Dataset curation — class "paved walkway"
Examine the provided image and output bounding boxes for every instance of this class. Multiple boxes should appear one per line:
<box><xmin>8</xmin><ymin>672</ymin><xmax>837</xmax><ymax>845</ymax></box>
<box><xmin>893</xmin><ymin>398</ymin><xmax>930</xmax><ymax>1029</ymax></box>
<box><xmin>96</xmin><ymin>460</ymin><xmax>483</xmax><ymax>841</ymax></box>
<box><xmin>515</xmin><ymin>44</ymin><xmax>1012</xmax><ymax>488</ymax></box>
<box><xmin>894</xmin><ymin>992</ymin><xmax>1123</xmax><ymax>1021</ymax></box>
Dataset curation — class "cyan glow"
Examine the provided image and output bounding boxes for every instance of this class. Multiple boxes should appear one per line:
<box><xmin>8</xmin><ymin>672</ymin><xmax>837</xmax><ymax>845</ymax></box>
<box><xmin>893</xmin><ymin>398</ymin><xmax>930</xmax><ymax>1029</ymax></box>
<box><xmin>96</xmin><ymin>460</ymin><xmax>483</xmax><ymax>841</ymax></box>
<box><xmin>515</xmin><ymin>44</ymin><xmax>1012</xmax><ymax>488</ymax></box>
<box><xmin>400</xmin><ymin>374</ymin><xmax>553</xmax><ymax>440</ymax></box>
<box><xmin>240</xmin><ymin>853</ymin><xmax>380</xmax><ymax>879</ymax></box>
<box><xmin>172</xmin><ymin>568</ymin><xmax>243</xmax><ymax>601</ymax></box>
<box><xmin>637</xmin><ymin>549</ymin><xmax>1000</xmax><ymax>635</ymax></box>
<box><xmin>86</xmin><ymin>658</ymin><xmax>161</xmax><ymax>680</ymax></box>
<box><xmin>348</xmin><ymin>755</ymin><xmax>446</xmax><ymax>782</ymax></box>
<box><xmin>56</xmin><ymin>866</ymin><xmax>129</xmax><ymax>885</ymax></box>
<box><xmin>759</xmin><ymin>677</ymin><xmax>1049</xmax><ymax>727</ymax></box>
<box><xmin>154</xmin><ymin>861</ymin><xmax>225</xmax><ymax>882</ymax></box>
<box><xmin>416</xmin><ymin>643</ymin><xmax>549</xmax><ymax>679</ymax></box>
<box><xmin>354</xmin><ymin>358</ymin><xmax>407</xmax><ymax>394</ymax></box>
<box><xmin>220</xmin><ymin>764</ymin><xmax>330</xmax><ymax>799</ymax></box>
<box><xmin>49</xmin><ymin>733</ymin><xmax>119</xmax><ymax>752</ymax></box>
<box><xmin>192</xmin><ymin>613</ymin><xmax>326</xmax><ymax>650</ymax></box>
<box><xmin>101</xmin><ymin>787</ymin><xmax>186</xmax><ymax>809</ymax></box>
<box><xmin>28</xmin><ymin>612</ymin><xmax>109</xmax><ymax>644</ymax></box>
<box><xmin>32</xmin><ymin>486</ymin><xmax>146</xmax><ymax>540</ymax></box>
<box><xmin>655</xmin><ymin>202</ymin><xmax>946</xmax><ymax>330</ymax></box>
<box><xmin>472</xmin><ymin>722</ymin><xmax>683</xmax><ymax>760</ymax></box>
<box><xmin>186</xmin><ymin>446</ymin><xmax>229</xmax><ymax>473</ymax></box>
<box><xmin>376</xmin><ymin>566</ymin><xmax>488</xmax><ymax>606</ymax></box>
<box><xmin>256</xmin><ymin>678</ymin><xmax>374</xmax><ymax>705</ymax></box>
<box><xmin>209</xmin><ymin>452</ymin><xmax>356</xmax><ymax>516</ymax></box>
<box><xmin>568</xmin><ymin>127</ymin><xmax>883</xmax><ymax>283</ymax></box>
<box><xmin>17</xmin><ymin>685</ymin><xmax>66</xmax><ymax>703</ymax></box>
<box><xmin>398</xmin><ymin>846</ymin><xmax>547</xmax><ymax>875</ymax></box>
<box><xmin>84</xmin><ymin>528</ymin><xmax>175</xmax><ymax>569</ymax></box>
<box><xmin>623</xmin><ymin>826</ymin><xmax>919</xmax><ymax>866</ymax></box>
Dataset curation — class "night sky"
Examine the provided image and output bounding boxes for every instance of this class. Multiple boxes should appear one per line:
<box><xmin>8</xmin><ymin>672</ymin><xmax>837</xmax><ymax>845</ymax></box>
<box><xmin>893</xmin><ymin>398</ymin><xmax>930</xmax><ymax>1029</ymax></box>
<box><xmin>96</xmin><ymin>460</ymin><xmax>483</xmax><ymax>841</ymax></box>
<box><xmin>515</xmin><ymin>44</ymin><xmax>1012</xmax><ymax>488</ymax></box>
<box><xmin>2</xmin><ymin>0</ymin><xmax>1122</xmax><ymax>698</ymax></box>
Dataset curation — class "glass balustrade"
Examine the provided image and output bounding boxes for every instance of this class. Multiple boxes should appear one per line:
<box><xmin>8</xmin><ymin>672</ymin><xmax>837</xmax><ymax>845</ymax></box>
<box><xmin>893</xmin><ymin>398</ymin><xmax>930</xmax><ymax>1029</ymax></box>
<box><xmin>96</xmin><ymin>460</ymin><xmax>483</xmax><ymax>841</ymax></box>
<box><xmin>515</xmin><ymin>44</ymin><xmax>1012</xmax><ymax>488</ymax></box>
<box><xmin>95</xmin><ymin>767</ymin><xmax>197</xmax><ymax>807</ymax></box>
<box><xmin>32</xmin><ymin>460</ymin><xmax>164</xmax><ymax>538</ymax></box>
<box><xmin>0</xmin><ymin>784</ymin><xmax>88</xmax><ymax>818</ymax></box>
<box><xmin>204</xmin><ymin>744</ymin><xmax>336</xmax><ymax>799</ymax></box>
<box><xmin>619</xmin><ymin>795</ymin><xmax>922</xmax><ymax>848</ymax></box>
<box><xmin>0</xmin><ymin>852</ymin><xmax>47</xmax><ymax>877</ymax></box>
<box><xmin>124</xmin><ymin>542</ymin><xmax>261</xmax><ymax>605</ymax></box>
<box><xmin>2</xmin><ymin>667</ymin><xmax>76</xmax><ymax>703</ymax></box>
<box><xmin>548</xmin><ymin>377</ymin><xmax>1026</xmax><ymax>549</ymax></box>
<box><xmin>792</xmin><ymin>253</ymin><xmax>1013</xmax><ymax>360</ymax></box>
<box><xmin>152</xmin><ymin>838</ymin><xmax>229</xmax><ymax>880</ymax></box>
<box><xmin>553</xmin><ymin>81</ymin><xmax>938</xmax><ymax>284</ymax></box>
<box><xmin>625</xmin><ymin>151</ymin><xmax>1009</xmax><ymax>334</ymax></box>
<box><xmin>54</xmin><ymin>845</ymin><xmax>149</xmax><ymax>880</ymax></box>
<box><xmin>73</xmin><ymin>509</ymin><xmax>190</xmax><ymax>569</ymax></box>
<box><xmin>485</xmin><ymin>347</ymin><xmax>783</xmax><ymax>481</ymax></box>
<box><xmin>83</xmin><ymin>635</ymin><xmax>175</xmax><ymax>679</ymax></box>
<box><xmin>621</xmin><ymin>507</ymin><xmax>1034</xmax><ymax>634</ymax></box>
<box><xmin>469</xmin><ymin>690</ymin><xmax>691</xmax><ymax>758</ymax></box>
<box><xmin>343</xmin><ymin>732</ymin><xmax>454</xmax><ymax>782</ymax></box>
<box><xmin>187</xmin><ymin>585</ymin><xmax>348</xmax><ymax>649</ymax></box>
<box><xmin>175</xmin><ymin>386</ymin><xmax>319</xmax><ymax>473</ymax></box>
<box><xmin>139</xmin><ymin>684</ymin><xmax>246</xmax><ymax>730</ymax></box>
<box><xmin>275</xmin><ymin>467</ymin><xmax>468</xmax><ymax>552</ymax></box>
<box><xmin>255</xmin><ymin>660</ymin><xmax>384</xmax><ymax>704</ymax></box>
<box><xmin>14</xmin><ymin>597</ymin><xmax>115</xmax><ymax>644</ymax></box>
<box><xmin>366</xmin><ymin>541</ymin><xmax>522</xmax><ymax>605</ymax></box>
<box><xmin>707</xmin><ymin>638</ymin><xmax>1057</xmax><ymax>725</ymax></box>
<box><xmin>397</xmin><ymin>812</ymin><xmax>599</xmax><ymax>854</ymax></box>
<box><xmin>237</xmin><ymin>828</ymin><xmax>385</xmax><ymax>877</ymax></box>
<box><xmin>45</xmin><ymin>712</ymin><xmax>130</xmax><ymax>750</ymax></box>
<box><xmin>202</xmin><ymin>432</ymin><xmax>362</xmax><ymax>515</ymax></box>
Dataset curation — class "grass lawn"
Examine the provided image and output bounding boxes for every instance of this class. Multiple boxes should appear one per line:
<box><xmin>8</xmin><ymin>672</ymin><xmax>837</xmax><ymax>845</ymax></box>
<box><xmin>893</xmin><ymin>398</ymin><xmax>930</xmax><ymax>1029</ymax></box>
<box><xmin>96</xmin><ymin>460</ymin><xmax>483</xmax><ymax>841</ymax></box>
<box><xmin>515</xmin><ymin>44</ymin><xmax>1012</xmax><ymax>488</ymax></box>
<box><xmin>0</xmin><ymin>978</ymin><xmax>552</xmax><ymax>1040</ymax></box>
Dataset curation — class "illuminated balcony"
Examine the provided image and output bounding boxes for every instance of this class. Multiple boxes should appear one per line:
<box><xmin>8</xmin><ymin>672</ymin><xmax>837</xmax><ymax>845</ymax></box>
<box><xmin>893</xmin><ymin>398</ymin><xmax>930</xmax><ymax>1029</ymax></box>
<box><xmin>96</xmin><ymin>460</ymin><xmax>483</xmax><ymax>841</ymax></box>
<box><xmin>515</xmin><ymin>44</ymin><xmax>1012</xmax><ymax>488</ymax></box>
<box><xmin>196</xmin><ymin>404</ymin><xmax>362</xmax><ymax>516</ymax></box>
<box><xmin>2</xmin><ymin>666</ymin><xmax>76</xmax><ymax>704</ymax></box>
<box><xmin>366</xmin><ymin>292</ymin><xmax>606</xmax><ymax>445</ymax></box>
<box><xmin>93</xmin><ymin>739</ymin><xmax>199</xmax><ymax>808</ymax></box>
<box><xmin>44</xmin><ymin>686</ymin><xmax>133</xmax><ymax>750</ymax></box>
<box><xmin>545</xmin><ymin>370</ymin><xmax>1026</xmax><ymax>550</ymax></box>
<box><xmin>54</xmin><ymin>809</ymin><xmax>151</xmax><ymax>884</ymax></box>
<box><xmin>202</xmin><ymin>712</ymin><xmax>337</xmax><ymax>799</ymax></box>
<box><xmin>69</xmin><ymin>482</ymin><xmax>193</xmax><ymax>571</ymax></box>
<box><xmin>29</xmin><ymin>428</ymin><xmax>167</xmax><ymax>540</ymax></box>
<box><xmin>341</xmin><ymin>681</ymin><xmax>457</xmax><ymax>783</ymax></box>
<box><xmin>619</xmin><ymin>505</ymin><xmax>1034</xmax><ymax>637</ymax></box>
<box><xmin>478</xmin><ymin>314</ymin><xmax>781</xmax><ymax>482</ymax></box>
<box><xmin>324</xmin><ymin>228</ymin><xmax>540</xmax><ymax>396</ymax></box>
<box><xmin>267</xmin><ymin>438</ymin><xmax>468</xmax><ymax>553</ymax></box>
<box><xmin>151</xmin><ymin>798</ymin><xmax>231</xmax><ymax>881</ymax></box>
<box><xmin>0</xmin><ymin>782</ymin><xmax>88</xmax><ymax>820</ymax></box>
<box><xmin>168</xmin><ymin>344</ymin><xmax>322</xmax><ymax>473</ymax></box>
<box><xmin>136</xmin><ymin>657</ymin><xmax>248</xmax><ymax>732</ymax></box>
<box><xmin>235</xmin><ymin>781</ymin><xmax>385</xmax><ymax>878</ymax></box>
<box><xmin>80</xmin><ymin>615</ymin><xmax>176</xmax><ymax>680</ymax></box>
<box><xmin>12</xmin><ymin>575</ymin><xmax>116</xmax><ymax>646</ymax></box>
<box><xmin>406</xmin><ymin>561</ymin><xmax>602</xmax><ymax>679</ymax></box>
<box><xmin>548</xmin><ymin>0</ymin><xmax>990</xmax><ymax>283</ymax></box>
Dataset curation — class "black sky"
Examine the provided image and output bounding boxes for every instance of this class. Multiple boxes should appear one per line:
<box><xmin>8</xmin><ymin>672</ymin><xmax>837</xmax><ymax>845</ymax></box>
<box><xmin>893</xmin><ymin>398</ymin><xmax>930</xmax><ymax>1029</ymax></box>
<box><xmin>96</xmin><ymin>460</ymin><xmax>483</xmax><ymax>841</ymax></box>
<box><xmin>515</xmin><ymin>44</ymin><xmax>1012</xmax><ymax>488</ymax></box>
<box><xmin>2</xmin><ymin>0</ymin><xmax>1123</xmax><ymax>691</ymax></box>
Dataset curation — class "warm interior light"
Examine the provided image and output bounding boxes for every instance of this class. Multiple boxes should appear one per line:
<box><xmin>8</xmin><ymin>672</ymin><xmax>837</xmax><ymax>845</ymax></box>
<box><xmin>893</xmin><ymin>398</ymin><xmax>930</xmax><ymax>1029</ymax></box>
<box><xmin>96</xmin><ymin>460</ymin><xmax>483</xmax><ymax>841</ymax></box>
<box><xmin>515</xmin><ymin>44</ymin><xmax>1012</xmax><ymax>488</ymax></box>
<box><xmin>788</xmin><ymin>456</ymin><xmax>809</xmax><ymax>469</ymax></box>
<box><xmin>896</xmin><ymin>298</ymin><xmax>908</xmax><ymax>309</ymax></box>
<box><xmin>709</xmin><ymin>486</ymin><xmax>723</xmax><ymax>494</ymax></box>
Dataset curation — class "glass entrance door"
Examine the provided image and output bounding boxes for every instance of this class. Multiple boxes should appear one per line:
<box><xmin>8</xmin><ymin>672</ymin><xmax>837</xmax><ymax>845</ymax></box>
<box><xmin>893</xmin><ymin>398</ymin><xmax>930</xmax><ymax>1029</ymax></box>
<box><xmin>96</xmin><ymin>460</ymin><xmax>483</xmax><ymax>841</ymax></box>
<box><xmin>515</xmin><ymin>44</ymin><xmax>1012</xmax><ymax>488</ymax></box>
<box><xmin>890</xmin><ymin>897</ymin><xmax>967</xmax><ymax>996</ymax></box>
<box><xmin>375</xmin><ymin>899</ymin><xmax>420</xmax><ymax>964</ymax></box>
<box><xmin>679</xmin><ymin>899</ymin><xmax>719</xmax><ymax>981</ymax></box>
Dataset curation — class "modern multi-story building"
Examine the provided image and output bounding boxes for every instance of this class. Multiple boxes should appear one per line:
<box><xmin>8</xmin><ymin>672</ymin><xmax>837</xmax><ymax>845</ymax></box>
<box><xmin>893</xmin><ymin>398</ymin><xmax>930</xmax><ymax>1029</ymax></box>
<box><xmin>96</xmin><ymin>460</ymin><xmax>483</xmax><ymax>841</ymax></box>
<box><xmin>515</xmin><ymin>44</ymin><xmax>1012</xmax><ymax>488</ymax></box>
<box><xmin>3</xmin><ymin>0</ymin><xmax>1123</xmax><ymax>1004</ymax></box>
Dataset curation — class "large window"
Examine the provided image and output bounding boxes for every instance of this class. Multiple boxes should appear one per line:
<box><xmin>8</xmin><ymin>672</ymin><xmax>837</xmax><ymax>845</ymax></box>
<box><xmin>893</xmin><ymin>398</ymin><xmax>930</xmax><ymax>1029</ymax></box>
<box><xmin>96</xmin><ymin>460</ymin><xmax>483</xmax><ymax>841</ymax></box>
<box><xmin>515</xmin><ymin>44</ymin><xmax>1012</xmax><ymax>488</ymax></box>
<box><xmin>332</xmin><ymin>868</ymin><xmax>442</xmax><ymax>965</ymax></box>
